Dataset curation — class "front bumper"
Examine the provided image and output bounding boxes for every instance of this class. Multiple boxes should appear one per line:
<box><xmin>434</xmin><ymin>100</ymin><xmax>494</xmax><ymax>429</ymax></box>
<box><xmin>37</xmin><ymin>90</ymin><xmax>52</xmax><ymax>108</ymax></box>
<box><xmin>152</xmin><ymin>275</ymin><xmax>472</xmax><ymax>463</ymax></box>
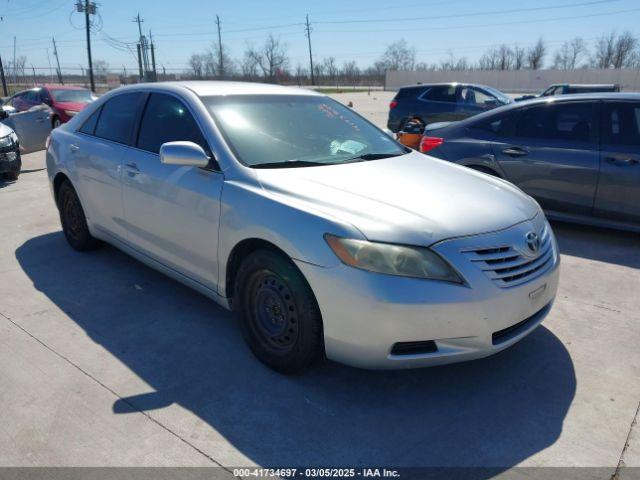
<box><xmin>295</xmin><ymin>216</ymin><xmax>560</xmax><ymax>369</ymax></box>
<box><xmin>0</xmin><ymin>146</ymin><xmax>21</xmax><ymax>173</ymax></box>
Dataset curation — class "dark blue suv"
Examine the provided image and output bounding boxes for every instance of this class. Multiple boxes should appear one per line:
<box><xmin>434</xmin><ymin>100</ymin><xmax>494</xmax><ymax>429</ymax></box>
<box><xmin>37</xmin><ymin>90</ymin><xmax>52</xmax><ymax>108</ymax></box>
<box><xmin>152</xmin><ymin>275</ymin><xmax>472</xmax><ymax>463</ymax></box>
<box><xmin>387</xmin><ymin>83</ymin><xmax>512</xmax><ymax>132</ymax></box>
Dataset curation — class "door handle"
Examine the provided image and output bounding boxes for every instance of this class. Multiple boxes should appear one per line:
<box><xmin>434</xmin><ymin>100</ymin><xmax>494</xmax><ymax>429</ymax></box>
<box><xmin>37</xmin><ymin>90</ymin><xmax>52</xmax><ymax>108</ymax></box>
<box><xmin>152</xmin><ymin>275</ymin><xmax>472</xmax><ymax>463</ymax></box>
<box><xmin>502</xmin><ymin>146</ymin><xmax>529</xmax><ymax>157</ymax></box>
<box><xmin>605</xmin><ymin>156</ymin><xmax>638</xmax><ymax>166</ymax></box>
<box><xmin>125</xmin><ymin>162</ymin><xmax>140</xmax><ymax>171</ymax></box>
<box><xmin>69</xmin><ymin>144</ymin><xmax>80</xmax><ymax>153</ymax></box>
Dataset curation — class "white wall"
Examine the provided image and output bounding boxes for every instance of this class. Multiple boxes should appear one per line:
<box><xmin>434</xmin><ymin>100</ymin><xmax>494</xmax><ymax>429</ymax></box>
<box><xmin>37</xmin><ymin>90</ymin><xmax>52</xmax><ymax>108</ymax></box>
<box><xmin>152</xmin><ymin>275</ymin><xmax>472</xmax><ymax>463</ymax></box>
<box><xmin>385</xmin><ymin>69</ymin><xmax>640</xmax><ymax>92</ymax></box>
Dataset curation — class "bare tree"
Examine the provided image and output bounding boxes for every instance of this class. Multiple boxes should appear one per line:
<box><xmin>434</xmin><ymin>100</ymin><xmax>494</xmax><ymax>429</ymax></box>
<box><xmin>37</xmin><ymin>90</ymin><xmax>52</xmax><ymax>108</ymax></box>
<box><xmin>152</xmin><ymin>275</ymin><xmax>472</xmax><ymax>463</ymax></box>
<box><xmin>513</xmin><ymin>45</ymin><xmax>526</xmax><ymax>70</ymax></box>
<box><xmin>246</xmin><ymin>35</ymin><xmax>289</xmax><ymax>82</ymax></box>
<box><xmin>553</xmin><ymin>37</ymin><xmax>587</xmax><ymax>70</ymax></box>
<box><xmin>478</xmin><ymin>47</ymin><xmax>499</xmax><ymax>70</ymax></box>
<box><xmin>379</xmin><ymin>39</ymin><xmax>416</xmax><ymax>71</ymax></box>
<box><xmin>188</xmin><ymin>54</ymin><xmax>205</xmax><ymax>78</ymax></box>
<box><xmin>526</xmin><ymin>38</ymin><xmax>546</xmax><ymax>69</ymax></box>
<box><xmin>497</xmin><ymin>45</ymin><xmax>513</xmax><ymax>70</ymax></box>
<box><xmin>341</xmin><ymin>60</ymin><xmax>360</xmax><ymax>86</ymax></box>
<box><xmin>294</xmin><ymin>64</ymin><xmax>308</xmax><ymax>85</ymax></box>
<box><xmin>322</xmin><ymin>57</ymin><xmax>339</xmax><ymax>86</ymax></box>
<box><xmin>208</xmin><ymin>40</ymin><xmax>235</xmax><ymax>78</ymax></box>
<box><xmin>612</xmin><ymin>31</ymin><xmax>637</xmax><ymax>68</ymax></box>
<box><xmin>93</xmin><ymin>59</ymin><xmax>110</xmax><ymax>76</ymax></box>
<box><xmin>592</xmin><ymin>31</ymin><xmax>616</xmax><ymax>68</ymax></box>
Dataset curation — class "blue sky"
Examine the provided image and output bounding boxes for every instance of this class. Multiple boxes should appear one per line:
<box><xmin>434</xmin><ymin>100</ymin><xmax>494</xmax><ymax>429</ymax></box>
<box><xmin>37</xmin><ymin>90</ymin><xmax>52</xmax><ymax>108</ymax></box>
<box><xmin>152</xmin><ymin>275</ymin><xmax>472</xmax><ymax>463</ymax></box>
<box><xmin>1</xmin><ymin>0</ymin><xmax>639</xmax><ymax>74</ymax></box>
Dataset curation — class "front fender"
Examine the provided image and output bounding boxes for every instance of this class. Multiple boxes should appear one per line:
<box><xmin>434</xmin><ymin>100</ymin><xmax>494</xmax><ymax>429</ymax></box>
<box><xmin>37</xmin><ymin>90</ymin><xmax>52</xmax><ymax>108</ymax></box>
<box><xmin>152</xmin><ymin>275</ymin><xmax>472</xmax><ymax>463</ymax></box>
<box><xmin>217</xmin><ymin>181</ymin><xmax>362</xmax><ymax>297</ymax></box>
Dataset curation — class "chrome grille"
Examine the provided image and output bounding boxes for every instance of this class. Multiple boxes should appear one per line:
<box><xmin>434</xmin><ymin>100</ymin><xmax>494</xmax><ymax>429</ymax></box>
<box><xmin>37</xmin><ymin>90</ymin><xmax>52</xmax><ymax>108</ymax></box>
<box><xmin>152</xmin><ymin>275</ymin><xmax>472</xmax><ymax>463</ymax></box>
<box><xmin>462</xmin><ymin>225</ymin><xmax>554</xmax><ymax>288</ymax></box>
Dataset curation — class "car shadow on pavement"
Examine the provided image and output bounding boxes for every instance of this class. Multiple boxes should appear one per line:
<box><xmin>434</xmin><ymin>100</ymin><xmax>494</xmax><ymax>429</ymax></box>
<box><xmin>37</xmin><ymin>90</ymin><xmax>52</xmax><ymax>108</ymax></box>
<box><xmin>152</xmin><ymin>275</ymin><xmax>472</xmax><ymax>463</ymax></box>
<box><xmin>551</xmin><ymin>220</ymin><xmax>640</xmax><ymax>269</ymax></box>
<box><xmin>16</xmin><ymin>232</ymin><xmax>576</xmax><ymax>472</ymax></box>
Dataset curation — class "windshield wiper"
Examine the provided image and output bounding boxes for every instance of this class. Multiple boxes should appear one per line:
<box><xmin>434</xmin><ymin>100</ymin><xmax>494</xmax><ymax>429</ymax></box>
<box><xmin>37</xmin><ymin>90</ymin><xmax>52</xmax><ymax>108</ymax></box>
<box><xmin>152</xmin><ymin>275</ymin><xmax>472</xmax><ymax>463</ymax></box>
<box><xmin>252</xmin><ymin>160</ymin><xmax>327</xmax><ymax>169</ymax></box>
<box><xmin>344</xmin><ymin>152</ymin><xmax>405</xmax><ymax>163</ymax></box>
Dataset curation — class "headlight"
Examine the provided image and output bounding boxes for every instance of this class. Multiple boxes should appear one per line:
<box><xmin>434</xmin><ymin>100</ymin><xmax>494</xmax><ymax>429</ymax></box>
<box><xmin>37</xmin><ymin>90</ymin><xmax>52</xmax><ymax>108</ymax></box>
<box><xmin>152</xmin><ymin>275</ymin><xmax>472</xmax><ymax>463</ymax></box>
<box><xmin>0</xmin><ymin>133</ymin><xmax>17</xmax><ymax>148</ymax></box>
<box><xmin>64</xmin><ymin>110</ymin><xmax>77</xmax><ymax>117</ymax></box>
<box><xmin>325</xmin><ymin>234</ymin><xmax>462</xmax><ymax>283</ymax></box>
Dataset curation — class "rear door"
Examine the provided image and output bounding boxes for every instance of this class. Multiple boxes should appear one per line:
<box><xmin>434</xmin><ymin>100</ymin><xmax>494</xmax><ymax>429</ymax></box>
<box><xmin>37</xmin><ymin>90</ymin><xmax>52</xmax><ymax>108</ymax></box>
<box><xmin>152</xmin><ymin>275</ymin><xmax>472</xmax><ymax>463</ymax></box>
<box><xmin>73</xmin><ymin>92</ymin><xmax>145</xmax><ymax>241</ymax></box>
<box><xmin>416</xmin><ymin>85</ymin><xmax>462</xmax><ymax>123</ymax></box>
<box><xmin>594</xmin><ymin>100</ymin><xmax>640</xmax><ymax>224</ymax></box>
<box><xmin>492</xmin><ymin>100</ymin><xmax>599</xmax><ymax>215</ymax></box>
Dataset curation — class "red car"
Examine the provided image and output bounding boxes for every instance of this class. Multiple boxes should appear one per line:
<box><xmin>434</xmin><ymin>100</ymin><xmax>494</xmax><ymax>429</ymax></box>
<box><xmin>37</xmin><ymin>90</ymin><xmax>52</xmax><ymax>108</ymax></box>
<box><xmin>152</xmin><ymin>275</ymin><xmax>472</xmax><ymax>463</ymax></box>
<box><xmin>7</xmin><ymin>85</ymin><xmax>94</xmax><ymax>128</ymax></box>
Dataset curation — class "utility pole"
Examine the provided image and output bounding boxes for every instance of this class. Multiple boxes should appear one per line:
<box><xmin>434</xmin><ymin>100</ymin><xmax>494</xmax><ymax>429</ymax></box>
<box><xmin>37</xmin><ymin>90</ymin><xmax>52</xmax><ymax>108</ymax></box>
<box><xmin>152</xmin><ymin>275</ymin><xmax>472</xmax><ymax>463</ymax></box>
<box><xmin>0</xmin><ymin>55</ymin><xmax>8</xmax><ymax>96</ymax></box>
<box><xmin>133</xmin><ymin>13</ymin><xmax>150</xmax><ymax>79</ymax></box>
<box><xmin>52</xmin><ymin>38</ymin><xmax>64</xmax><ymax>84</ymax></box>
<box><xmin>305</xmin><ymin>15</ymin><xmax>315</xmax><ymax>86</ymax></box>
<box><xmin>31</xmin><ymin>65</ymin><xmax>36</xmax><ymax>86</ymax></box>
<box><xmin>149</xmin><ymin>30</ymin><xmax>157</xmax><ymax>82</ymax></box>
<box><xmin>46</xmin><ymin>48</ymin><xmax>54</xmax><ymax>83</ymax></box>
<box><xmin>76</xmin><ymin>1</ymin><xmax>96</xmax><ymax>92</ymax></box>
<box><xmin>136</xmin><ymin>43</ymin><xmax>144</xmax><ymax>81</ymax></box>
<box><xmin>215</xmin><ymin>14</ymin><xmax>223</xmax><ymax>78</ymax></box>
<box><xmin>12</xmin><ymin>36</ymin><xmax>16</xmax><ymax>85</ymax></box>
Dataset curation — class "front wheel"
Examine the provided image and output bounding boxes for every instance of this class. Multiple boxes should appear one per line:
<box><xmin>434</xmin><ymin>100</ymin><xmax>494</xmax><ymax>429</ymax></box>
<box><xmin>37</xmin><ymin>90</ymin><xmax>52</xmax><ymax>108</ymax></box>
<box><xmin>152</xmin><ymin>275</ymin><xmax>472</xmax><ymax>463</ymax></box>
<box><xmin>3</xmin><ymin>170</ymin><xmax>19</xmax><ymax>181</ymax></box>
<box><xmin>57</xmin><ymin>180</ymin><xmax>102</xmax><ymax>251</ymax></box>
<box><xmin>234</xmin><ymin>250</ymin><xmax>324</xmax><ymax>374</ymax></box>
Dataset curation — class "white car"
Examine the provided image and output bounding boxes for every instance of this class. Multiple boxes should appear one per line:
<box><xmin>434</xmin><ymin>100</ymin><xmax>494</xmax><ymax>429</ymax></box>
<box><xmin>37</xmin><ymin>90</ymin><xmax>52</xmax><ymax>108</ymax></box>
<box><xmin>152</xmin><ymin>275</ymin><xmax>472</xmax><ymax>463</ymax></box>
<box><xmin>46</xmin><ymin>82</ymin><xmax>560</xmax><ymax>373</ymax></box>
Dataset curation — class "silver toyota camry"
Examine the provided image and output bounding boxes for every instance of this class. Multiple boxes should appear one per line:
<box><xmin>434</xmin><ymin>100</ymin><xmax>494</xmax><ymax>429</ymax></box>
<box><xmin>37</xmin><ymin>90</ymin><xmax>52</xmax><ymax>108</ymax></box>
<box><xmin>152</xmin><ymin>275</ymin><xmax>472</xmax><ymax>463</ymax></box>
<box><xmin>46</xmin><ymin>81</ymin><xmax>560</xmax><ymax>373</ymax></box>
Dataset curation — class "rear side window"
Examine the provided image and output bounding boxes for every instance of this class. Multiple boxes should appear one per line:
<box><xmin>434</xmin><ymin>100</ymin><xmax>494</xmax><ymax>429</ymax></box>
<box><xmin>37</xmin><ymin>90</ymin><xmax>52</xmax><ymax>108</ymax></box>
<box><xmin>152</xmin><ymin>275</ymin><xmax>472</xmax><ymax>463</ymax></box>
<box><xmin>515</xmin><ymin>102</ymin><xmax>594</xmax><ymax>142</ymax></box>
<box><xmin>601</xmin><ymin>102</ymin><xmax>640</xmax><ymax>147</ymax></box>
<box><xmin>421</xmin><ymin>86</ymin><xmax>457</xmax><ymax>103</ymax></box>
<box><xmin>137</xmin><ymin>93</ymin><xmax>210</xmax><ymax>155</ymax></box>
<box><xmin>94</xmin><ymin>92</ymin><xmax>144</xmax><ymax>145</ymax></box>
<box><xmin>394</xmin><ymin>87</ymin><xmax>427</xmax><ymax>100</ymax></box>
<box><xmin>79</xmin><ymin>107</ymin><xmax>101</xmax><ymax>135</ymax></box>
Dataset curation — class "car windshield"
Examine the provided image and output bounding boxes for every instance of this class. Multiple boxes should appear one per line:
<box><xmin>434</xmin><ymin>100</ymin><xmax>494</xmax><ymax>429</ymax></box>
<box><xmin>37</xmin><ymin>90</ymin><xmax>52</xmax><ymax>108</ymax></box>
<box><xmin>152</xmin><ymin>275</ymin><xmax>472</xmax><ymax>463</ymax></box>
<box><xmin>483</xmin><ymin>86</ymin><xmax>512</xmax><ymax>104</ymax></box>
<box><xmin>203</xmin><ymin>95</ymin><xmax>407</xmax><ymax>168</ymax></box>
<box><xmin>49</xmin><ymin>89</ymin><xmax>93</xmax><ymax>103</ymax></box>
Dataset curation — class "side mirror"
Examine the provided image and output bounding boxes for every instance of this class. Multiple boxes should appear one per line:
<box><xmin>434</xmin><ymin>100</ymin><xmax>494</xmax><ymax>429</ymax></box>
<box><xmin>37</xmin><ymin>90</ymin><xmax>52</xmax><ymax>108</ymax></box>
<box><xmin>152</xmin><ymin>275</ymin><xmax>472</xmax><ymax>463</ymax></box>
<box><xmin>0</xmin><ymin>105</ymin><xmax>16</xmax><ymax>120</ymax></box>
<box><xmin>160</xmin><ymin>141</ymin><xmax>210</xmax><ymax>168</ymax></box>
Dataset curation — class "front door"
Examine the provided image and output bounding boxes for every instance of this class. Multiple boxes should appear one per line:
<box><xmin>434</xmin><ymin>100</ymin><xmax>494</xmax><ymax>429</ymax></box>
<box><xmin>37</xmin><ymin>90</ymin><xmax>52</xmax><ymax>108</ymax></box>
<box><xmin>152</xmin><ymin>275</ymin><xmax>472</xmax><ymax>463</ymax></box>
<box><xmin>594</xmin><ymin>101</ymin><xmax>640</xmax><ymax>225</ymax></box>
<box><xmin>122</xmin><ymin>92</ymin><xmax>223</xmax><ymax>290</ymax></box>
<box><xmin>493</xmin><ymin>100</ymin><xmax>599</xmax><ymax>216</ymax></box>
<box><xmin>3</xmin><ymin>104</ymin><xmax>51</xmax><ymax>153</ymax></box>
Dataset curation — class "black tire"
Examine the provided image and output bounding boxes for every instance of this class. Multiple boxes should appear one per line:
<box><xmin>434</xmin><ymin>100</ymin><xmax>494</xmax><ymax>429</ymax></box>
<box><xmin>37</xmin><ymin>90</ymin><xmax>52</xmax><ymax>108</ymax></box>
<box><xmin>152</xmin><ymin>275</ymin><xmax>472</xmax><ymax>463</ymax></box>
<box><xmin>3</xmin><ymin>170</ymin><xmax>19</xmax><ymax>181</ymax></box>
<box><xmin>52</xmin><ymin>117</ymin><xmax>62</xmax><ymax>129</ymax></box>
<box><xmin>57</xmin><ymin>180</ymin><xmax>102</xmax><ymax>251</ymax></box>
<box><xmin>234</xmin><ymin>250</ymin><xmax>324</xmax><ymax>374</ymax></box>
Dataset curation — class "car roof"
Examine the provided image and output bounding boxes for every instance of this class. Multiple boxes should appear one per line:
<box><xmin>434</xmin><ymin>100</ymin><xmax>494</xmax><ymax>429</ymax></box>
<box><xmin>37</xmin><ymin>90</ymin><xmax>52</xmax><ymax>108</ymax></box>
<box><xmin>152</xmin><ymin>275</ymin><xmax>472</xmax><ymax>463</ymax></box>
<box><xmin>455</xmin><ymin>92</ymin><xmax>640</xmax><ymax>126</ymax></box>
<box><xmin>398</xmin><ymin>82</ymin><xmax>494</xmax><ymax>90</ymax></box>
<box><xmin>43</xmin><ymin>84</ymin><xmax>90</xmax><ymax>91</ymax></box>
<box><xmin>112</xmin><ymin>81</ymin><xmax>324</xmax><ymax>97</ymax></box>
<box><xmin>548</xmin><ymin>83</ymin><xmax>618</xmax><ymax>88</ymax></box>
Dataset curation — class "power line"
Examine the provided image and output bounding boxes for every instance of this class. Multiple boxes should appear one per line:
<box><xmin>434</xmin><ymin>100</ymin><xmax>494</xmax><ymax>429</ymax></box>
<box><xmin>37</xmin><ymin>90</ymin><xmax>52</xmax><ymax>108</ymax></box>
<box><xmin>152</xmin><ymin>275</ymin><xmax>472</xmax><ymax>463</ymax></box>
<box><xmin>314</xmin><ymin>0</ymin><xmax>622</xmax><ymax>24</ymax></box>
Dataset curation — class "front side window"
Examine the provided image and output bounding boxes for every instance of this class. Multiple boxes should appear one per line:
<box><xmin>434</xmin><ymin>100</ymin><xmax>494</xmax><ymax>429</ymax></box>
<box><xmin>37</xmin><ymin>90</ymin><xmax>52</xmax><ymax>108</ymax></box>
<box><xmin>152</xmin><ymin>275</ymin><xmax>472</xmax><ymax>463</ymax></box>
<box><xmin>601</xmin><ymin>102</ymin><xmax>640</xmax><ymax>147</ymax></box>
<box><xmin>204</xmin><ymin>95</ymin><xmax>406</xmax><ymax>168</ymax></box>
<box><xmin>94</xmin><ymin>92</ymin><xmax>144</xmax><ymax>145</ymax></box>
<box><xmin>515</xmin><ymin>102</ymin><xmax>594</xmax><ymax>142</ymax></box>
<box><xmin>137</xmin><ymin>93</ymin><xmax>209</xmax><ymax>155</ymax></box>
<box><xmin>461</xmin><ymin>87</ymin><xmax>494</xmax><ymax>107</ymax></box>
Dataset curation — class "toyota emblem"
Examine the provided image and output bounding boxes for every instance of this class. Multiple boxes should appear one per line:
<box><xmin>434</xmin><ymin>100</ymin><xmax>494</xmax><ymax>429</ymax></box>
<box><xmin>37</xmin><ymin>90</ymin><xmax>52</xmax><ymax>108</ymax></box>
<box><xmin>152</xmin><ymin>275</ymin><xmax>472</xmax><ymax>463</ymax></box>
<box><xmin>525</xmin><ymin>232</ymin><xmax>540</xmax><ymax>253</ymax></box>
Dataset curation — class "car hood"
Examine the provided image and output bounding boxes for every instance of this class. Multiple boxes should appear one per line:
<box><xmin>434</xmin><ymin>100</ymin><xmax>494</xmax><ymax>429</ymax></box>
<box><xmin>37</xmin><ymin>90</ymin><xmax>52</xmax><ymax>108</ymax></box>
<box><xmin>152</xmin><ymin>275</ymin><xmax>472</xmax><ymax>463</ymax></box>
<box><xmin>254</xmin><ymin>151</ymin><xmax>539</xmax><ymax>246</ymax></box>
<box><xmin>54</xmin><ymin>101</ymin><xmax>89</xmax><ymax>112</ymax></box>
<box><xmin>0</xmin><ymin>122</ymin><xmax>14</xmax><ymax>137</ymax></box>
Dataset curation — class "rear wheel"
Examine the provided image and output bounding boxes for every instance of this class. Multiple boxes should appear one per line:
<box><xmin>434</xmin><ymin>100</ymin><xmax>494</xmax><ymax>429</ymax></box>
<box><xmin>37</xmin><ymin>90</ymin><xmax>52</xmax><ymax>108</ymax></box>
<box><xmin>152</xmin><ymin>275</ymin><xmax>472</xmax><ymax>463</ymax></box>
<box><xmin>57</xmin><ymin>180</ymin><xmax>101</xmax><ymax>251</ymax></box>
<box><xmin>3</xmin><ymin>170</ymin><xmax>19</xmax><ymax>181</ymax></box>
<box><xmin>52</xmin><ymin>117</ymin><xmax>62</xmax><ymax>129</ymax></box>
<box><xmin>234</xmin><ymin>250</ymin><xmax>324</xmax><ymax>374</ymax></box>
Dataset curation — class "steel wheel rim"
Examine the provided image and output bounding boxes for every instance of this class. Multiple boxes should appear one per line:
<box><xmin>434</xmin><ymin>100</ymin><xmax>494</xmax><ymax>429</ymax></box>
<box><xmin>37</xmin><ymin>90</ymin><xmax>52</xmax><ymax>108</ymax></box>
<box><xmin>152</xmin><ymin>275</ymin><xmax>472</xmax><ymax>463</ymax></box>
<box><xmin>62</xmin><ymin>192</ymin><xmax>83</xmax><ymax>242</ymax></box>
<box><xmin>250</xmin><ymin>272</ymin><xmax>299</xmax><ymax>351</ymax></box>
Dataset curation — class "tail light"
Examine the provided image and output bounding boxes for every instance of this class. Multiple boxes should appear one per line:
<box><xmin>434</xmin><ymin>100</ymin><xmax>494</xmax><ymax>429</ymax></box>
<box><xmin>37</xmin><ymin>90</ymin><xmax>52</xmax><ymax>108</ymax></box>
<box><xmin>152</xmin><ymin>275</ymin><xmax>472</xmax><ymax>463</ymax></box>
<box><xmin>420</xmin><ymin>136</ymin><xmax>444</xmax><ymax>153</ymax></box>
<box><xmin>389</xmin><ymin>100</ymin><xmax>398</xmax><ymax>109</ymax></box>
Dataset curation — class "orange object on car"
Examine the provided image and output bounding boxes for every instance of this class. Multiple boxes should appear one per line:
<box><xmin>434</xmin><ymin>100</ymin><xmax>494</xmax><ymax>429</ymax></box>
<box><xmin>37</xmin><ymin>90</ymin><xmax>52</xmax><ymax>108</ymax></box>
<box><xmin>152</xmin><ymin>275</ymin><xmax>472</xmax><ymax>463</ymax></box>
<box><xmin>396</xmin><ymin>117</ymin><xmax>425</xmax><ymax>150</ymax></box>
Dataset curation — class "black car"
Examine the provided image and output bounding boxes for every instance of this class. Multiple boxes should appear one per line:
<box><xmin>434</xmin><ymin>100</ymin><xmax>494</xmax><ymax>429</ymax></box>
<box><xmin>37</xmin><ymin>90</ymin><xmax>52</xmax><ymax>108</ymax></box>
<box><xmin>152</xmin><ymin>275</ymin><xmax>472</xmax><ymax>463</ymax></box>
<box><xmin>419</xmin><ymin>93</ymin><xmax>640</xmax><ymax>232</ymax></box>
<box><xmin>387</xmin><ymin>83</ymin><xmax>512</xmax><ymax>132</ymax></box>
<box><xmin>515</xmin><ymin>83</ymin><xmax>620</xmax><ymax>101</ymax></box>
